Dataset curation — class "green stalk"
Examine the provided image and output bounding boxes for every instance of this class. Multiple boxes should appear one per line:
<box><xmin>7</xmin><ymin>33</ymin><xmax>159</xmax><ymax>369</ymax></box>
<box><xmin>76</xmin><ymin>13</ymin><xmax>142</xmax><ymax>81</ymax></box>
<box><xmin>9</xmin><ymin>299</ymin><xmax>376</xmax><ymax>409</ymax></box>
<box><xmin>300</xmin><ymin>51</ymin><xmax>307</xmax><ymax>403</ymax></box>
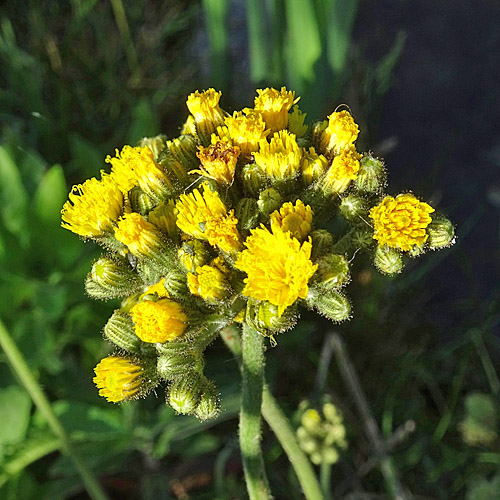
<box><xmin>262</xmin><ymin>386</ymin><xmax>325</xmax><ymax>500</ymax></box>
<box><xmin>221</xmin><ymin>325</ymin><xmax>324</xmax><ymax>500</ymax></box>
<box><xmin>240</xmin><ymin>322</ymin><xmax>271</xmax><ymax>500</ymax></box>
<box><xmin>319</xmin><ymin>461</ymin><xmax>332</xmax><ymax>500</ymax></box>
<box><xmin>0</xmin><ymin>319</ymin><xmax>110</xmax><ymax>500</ymax></box>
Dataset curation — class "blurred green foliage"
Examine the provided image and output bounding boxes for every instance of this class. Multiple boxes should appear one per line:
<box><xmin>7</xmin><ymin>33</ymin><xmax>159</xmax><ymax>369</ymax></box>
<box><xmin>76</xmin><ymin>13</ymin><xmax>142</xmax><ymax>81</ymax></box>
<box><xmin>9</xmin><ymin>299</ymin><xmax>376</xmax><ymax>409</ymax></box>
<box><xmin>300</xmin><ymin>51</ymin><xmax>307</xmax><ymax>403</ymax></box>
<box><xmin>0</xmin><ymin>1</ymin><xmax>498</xmax><ymax>499</ymax></box>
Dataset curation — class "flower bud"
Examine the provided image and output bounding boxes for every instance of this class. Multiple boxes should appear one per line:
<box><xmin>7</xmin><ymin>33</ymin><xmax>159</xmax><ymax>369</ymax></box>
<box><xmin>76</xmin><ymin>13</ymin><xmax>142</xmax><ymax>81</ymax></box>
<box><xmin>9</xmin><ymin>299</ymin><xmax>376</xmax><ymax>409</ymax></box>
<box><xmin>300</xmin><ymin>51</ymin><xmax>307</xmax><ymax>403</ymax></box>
<box><xmin>339</xmin><ymin>194</ymin><xmax>369</xmax><ymax>221</ymax></box>
<box><xmin>178</xmin><ymin>240</ymin><xmax>210</xmax><ymax>272</ymax></box>
<box><xmin>301</xmin><ymin>147</ymin><xmax>328</xmax><ymax>186</ymax></box>
<box><xmin>166</xmin><ymin>134</ymin><xmax>199</xmax><ymax>171</ymax></box>
<box><xmin>93</xmin><ymin>355</ymin><xmax>158</xmax><ymax>402</ymax></box>
<box><xmin>426</xmin><ymin>216</ymin><xmax>455</xmax><ymax>249</ymax></box>
<box><xmin>128</xmin><ymin>187</ymin><xmax>157</xmax><ymax>215</ymax></box>
<box><xmin>103</xmin><ymin>310</ymin><xmax>141</xmax><ymax>353</ymax></box>
<box><xmin>86</xmin><ymin>255</ymin><xmax>141</xmax><ymax>300</ymax></box>
<box><xmin>310</xmin><ymin>230</ymin><xmax>333</xmax><ymax>259</ymax></box>
<box><xmin>235</xmin><ymin>198</ymin><xmax>260</xmax><ymax>231</ymax></box>
<box><xmin>310</xmin><ymin>120</ymin><xmax>328</xmax><ymax>152</ymax></box>
<box><xmin>157</xmin><ymin>348</ymin><xmax>200</xmax><ymax>380</ymax></box>
<box><xmin>186</xmin><ymin>89</ymin><xmax>225</xmax><ymax>146</ymax></box>
<box><xmin>307</xmin><ymin>290</ymin><xmax>351</xmax><ymax>322</ymax></box>
<box><xmin>373</xmin><ymin>244</ymin><xmax>403</xmax><ymax>275</ymax></box>
<box><xmin>354</xmin><ymin>155</ymin><xmax>386</xmax><ymax>194</ymax></box>
<box><xmin>195</xmin><ymin>379</ymin><xmax>220</xmax><ymax>421</ymax></box>
<box><xmin>257</xmin><ymin>188</ymin><xmax>282</xmax><ymax>216</ymax></box>
<box><xmin>139</xmin><ymin>135</ymin><xmax>167</xmax><ymax>160</ymax></box>
<box><xmin>242</xmin><ymin>163</ymin><xmax>266</xmax><ymax>196</ymax></box>
<box><xmin>315</xmin><ymin>254</ymin><xmax>350</xmax><ymax>290</ymax></box>
<box><xmin>158</xmin><ymin>151</ymin><xmax>190</xmax><ymax>188</ymax></box>
<box><xmin>148</xmin><ymin>200</ymin><xmax>178</xmax><ymax>240</ymax></box>
<box><xmin>163</xmin><ymin>269</ymin><xmax>189</xmax><ymax>299</ymax></box>
<box><xmin>246</xmin><ymin>299</ymin><xmax>297</xmax><ymax>335</ymax></box>
<box><xmin>168</xmin><ymin>372</ymin><xmax>203</xmax><ymax>414</ymax></box>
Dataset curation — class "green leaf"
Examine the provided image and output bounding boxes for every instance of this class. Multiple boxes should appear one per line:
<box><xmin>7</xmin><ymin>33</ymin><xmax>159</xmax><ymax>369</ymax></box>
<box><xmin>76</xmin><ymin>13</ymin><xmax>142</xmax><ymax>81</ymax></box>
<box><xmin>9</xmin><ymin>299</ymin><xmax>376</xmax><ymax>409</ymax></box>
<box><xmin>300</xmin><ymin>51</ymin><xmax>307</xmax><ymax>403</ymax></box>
<box><xmin>32</xmin><ymin>165</ymin><xmax>67</xmax><ymax>226</ymax></box>
<box><xmin>285</xmin><ymin>0</ymin><xmax>322</xmax><ymax>89</ymax></box>
<box><xmin>0</xmin><ymin>386</ymin><xmax>32</xmax><ymax>448</ymax></box>
<box><xmin>0</xmin><ymin>146</ymin><xmax>28</xmax><ymax>244</ymax></box>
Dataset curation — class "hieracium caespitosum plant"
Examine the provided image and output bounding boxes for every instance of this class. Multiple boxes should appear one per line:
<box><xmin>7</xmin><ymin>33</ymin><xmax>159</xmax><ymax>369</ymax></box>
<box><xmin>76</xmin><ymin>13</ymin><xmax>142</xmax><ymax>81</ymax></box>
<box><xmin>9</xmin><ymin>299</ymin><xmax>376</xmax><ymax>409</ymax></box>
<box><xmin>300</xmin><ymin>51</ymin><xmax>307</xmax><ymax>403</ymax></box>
<box><xmin>61</xmin><ymin>87</ymin><xmax>455</xmax><ymax>499</ymax></box>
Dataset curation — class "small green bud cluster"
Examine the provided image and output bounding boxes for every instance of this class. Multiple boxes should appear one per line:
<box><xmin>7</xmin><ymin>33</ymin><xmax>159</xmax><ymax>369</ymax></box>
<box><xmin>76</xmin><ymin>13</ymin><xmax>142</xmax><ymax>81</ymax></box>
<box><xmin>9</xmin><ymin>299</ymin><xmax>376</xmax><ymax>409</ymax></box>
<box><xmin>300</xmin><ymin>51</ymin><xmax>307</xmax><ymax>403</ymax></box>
<box><xmin>296</xmin><ymin>400</ymin><xmax>348</xmax><ymax>465</ymax></box>
<box><xmin>459</xmin><ymin>393</ymin><xmax>498</xmax><ymax>447</ymax></box>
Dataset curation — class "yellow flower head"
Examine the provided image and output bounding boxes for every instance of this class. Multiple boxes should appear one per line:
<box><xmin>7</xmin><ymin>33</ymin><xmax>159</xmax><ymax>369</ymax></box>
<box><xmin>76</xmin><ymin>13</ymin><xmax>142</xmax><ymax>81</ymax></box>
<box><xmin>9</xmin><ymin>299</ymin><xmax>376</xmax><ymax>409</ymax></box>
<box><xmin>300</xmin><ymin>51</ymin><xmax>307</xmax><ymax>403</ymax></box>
<box><xmin>288</xmin><ymin>105</ymin><xmax>308</xmax><ymax>138</ymax></box>
<box><xmin>270</xmin><ymin>200</ymin><xmax>313</xmax><ymax>241</ymax></box>
<box><xmin>176</xmin><ymin>183</ymin><xmax>241</xmax><ymax>253</ymax></box>
<box><xmin>192</xmin><ymin>141</ymin><xmax>241</xmax><ymax>186</ymax></box>
<box><xmin>148</xmin><ymin>199</ymin><xmax>178</xmax><ymax>238</ymax></box>
<box><xmin>253</xmin><ymin>130</ymin><xmax>303</xmax><ymax>181</ymax></box>
<box><xmin>222</xmin><ymin>110</ymin><xmax>270</xmax><ymax>156</ymax></box>
<box><xmin>323</xmin><ymin>147</ymin><xmax>362</xmax><ymax>194</ymax></box>
<box><xmin>235</xmin><ymin>225</ymin><xmax>318</xmax><ymax>315</ymax></box>
<box><xmin>93</xmin><ymin>355</ymin><xmax>144</xmax><ymax>403</ymax></box>
<box><xmin>187</xmin><ymin>263</ymin><xmax>229</xmax><ymax>302</ymax></box>
<box><xmin>321</xmin><ymin>110</ymin><xmax>359</xmax><ymax>155</ymax></box>
<box><xmin>130</xmin><ymin>299</ymin><xmax>188</xmax><ymax>343</ymax></box>
<box><xmin>106</xmin><ymin>146</ymin><xmax>171</xmax><ymax>199</ymax></box>
<box><xmin>61</xmin><ymin>173</ymin><xmax>123</xmax><ymax>238</ymax></box>
<box><xmin>369</xmin><ymin>193</ymin><xmax>435</xmax><ymax>251</ymax></box>
<box><xmin>253</xmin><ymin>87</ymin><xmax>298</xmax><ymax>133</ymax></box>
<box><xmin>186</xmin><ymin>88</ymin><xmax>225</xmax><ymax>125</ymax></box>
<box><xmin>114</xmin><ymin>213</ymin><xmax>162</xmax><ymax>257</ymax></box>
<box><xmin>301</xmin><ymin>147</ymin><xmax>328</xmax><ymax>185</ymax></box>
<box><xmin>139</xmin><ymin>278</ymin><xmax>170</xmax><ymax>300</ymax></box>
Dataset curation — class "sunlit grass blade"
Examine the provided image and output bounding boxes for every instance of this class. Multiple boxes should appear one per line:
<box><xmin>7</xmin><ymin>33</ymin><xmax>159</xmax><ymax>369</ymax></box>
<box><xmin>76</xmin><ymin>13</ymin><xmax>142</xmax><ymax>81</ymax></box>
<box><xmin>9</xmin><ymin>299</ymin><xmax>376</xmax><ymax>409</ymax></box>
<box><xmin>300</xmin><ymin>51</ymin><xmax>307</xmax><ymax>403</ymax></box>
<box><xmin>247</xmin><ymin>0</ymin><xmax>269</xmax><ymax>84</ymax></box>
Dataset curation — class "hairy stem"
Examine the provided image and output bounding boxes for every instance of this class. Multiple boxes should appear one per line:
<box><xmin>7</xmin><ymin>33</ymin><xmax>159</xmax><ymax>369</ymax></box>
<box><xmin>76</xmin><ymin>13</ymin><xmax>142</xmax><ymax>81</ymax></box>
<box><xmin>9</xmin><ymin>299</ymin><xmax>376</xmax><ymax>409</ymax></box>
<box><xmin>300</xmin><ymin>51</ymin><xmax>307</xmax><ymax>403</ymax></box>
<box><xmin>0</xmin><ymin>319</ymin><xmax>110</xmax><ymax>500</ymax></box>
<box><xmin>240</xmin><ymin>322</ymin><xmax>271</xmax><ymax>500</ymax></box>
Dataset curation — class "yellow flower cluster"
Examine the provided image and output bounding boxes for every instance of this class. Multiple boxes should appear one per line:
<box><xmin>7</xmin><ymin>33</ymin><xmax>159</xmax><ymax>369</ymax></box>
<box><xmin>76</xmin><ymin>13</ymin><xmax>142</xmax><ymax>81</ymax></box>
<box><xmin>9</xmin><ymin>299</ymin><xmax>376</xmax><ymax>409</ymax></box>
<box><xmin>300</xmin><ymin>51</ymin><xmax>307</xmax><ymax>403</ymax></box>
<box><xmin>61</xmin><ymin>86</ymin><xmax>453</xmax><ymax>408</ymax></box>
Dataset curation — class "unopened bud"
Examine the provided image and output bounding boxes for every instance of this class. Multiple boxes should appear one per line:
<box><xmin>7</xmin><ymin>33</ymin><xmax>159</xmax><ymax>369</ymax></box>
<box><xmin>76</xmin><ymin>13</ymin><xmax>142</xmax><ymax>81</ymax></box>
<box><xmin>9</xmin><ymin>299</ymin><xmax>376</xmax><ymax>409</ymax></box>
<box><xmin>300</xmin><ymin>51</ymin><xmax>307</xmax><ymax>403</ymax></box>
<box><xmin>340</xmin><ymin>194</ymin><xmax>369</xmax><ymax>221</ymax></box>
<box><xmin>195</xmin><ymin>379</ymin><xmax>220</xmax><ymax>421</ymax></box>
<box><xmin>308</xmin><ymin>290</ymin><xmax>351</xmax><ymax>322</ymax></box>
<box><xmin>166</xmin><ymin>134</ymin><xmax>199</xmax><ymax>170</ymax></box>
<box><xmin>315</xmin><ymin>254</ymin><xmax>350</xmax><ymax>290</ymax></box>
<box><xmin>374</xmin><ymin>245</ymin><xmax>403</xmax><ymax>275</ymax></box>
<box><xmin>163</xmin><ymin>269</ymin><xmax>189</xmax><ymax>299</ymax></box>
<box><xmin>242</xmin><ymin>163</ymin><xmax>266</xmax><ymax>196</ymax></box>
<box><xmin>86</xmin><ymin>255</ymin><xmax>141</xmax><ymax>300</ymax></box>
<box><xmin>103</xmin><ymin>310</ymin><xmax>141</xmax><ymax>353</ymax></box>
<box><xmin>246</xmin><ymin>299</ymin><xmax>297</xmax><ymax>335</ymax></box>
<box><xmin>310</xmin><ymin>230</ymin><xmax>333</xmax><ymax>259</ymax></box>
<box><xmin>128</xmin><ymin>187</ymin><xmax>157</xmax><ymax>215</ymax></box>
<box><xmin>158</xmin><ymin>151</ymin><xmax>190</xmax><ymax>188</ymax></box>
<box><xmin>310</xmin><ymin>120</ymin><xmax>328</xmax><ymax>152</ymax></box>
<box><xmin>178</xmin><ymin>240</ymin><xmax>210</xmax><ymax>272</ymax></box>
<box><xmin>354</xmin><ymin>155</ymin><xmax>386</xmax><ymax>193</ymax></box>
<box><xmin>236</xmin><ymin>198</ymin><xmax>260</xmax><ymax>230</ymax></box>
<box><xmin>157</xmin><ymin>349</ymin><xmax>200</xmax><ymax>380</ymax></box>
<box><xmin>427</xmin><ymin>216</ymin><xmax>455</xmax><ymax>249</ymax></box>
<box><xmin>168</xmin><ymin>372</ymin><xmax>203</xmax><ymax>414</ymax></box>
<box><xmin>257</xmin><ymin>188</ymin><xmax>282</xmax><ymax>216</ymax></box>
<box><xmin>139</xmin><ymin>135</ymin><xmax>167</xmax><ymax>160</ymax></box>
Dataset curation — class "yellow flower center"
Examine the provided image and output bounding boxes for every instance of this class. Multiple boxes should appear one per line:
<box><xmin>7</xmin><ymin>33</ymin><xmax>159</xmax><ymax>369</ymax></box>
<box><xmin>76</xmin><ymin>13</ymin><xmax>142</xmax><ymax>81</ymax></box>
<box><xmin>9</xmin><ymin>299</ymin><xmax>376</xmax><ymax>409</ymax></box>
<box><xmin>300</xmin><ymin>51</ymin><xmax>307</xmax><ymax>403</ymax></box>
<box><xmin>114</xmin><ymin>213</ymin><xmax>162</xmax><ymax>257</ymax></box>
<box><xmin>61</xmin><ymin>173</ymin><xmax>123</xmax><ymax>238</ymax></box>
<box><xmin>106</xmin><ymin>145</ymin><xmax>171</xmax><ymax>198</ymax></box>
<box><xmin>270</xmin><ymin>200</ymin><xmax>313</xmax><ymax>241</ymax></box>
<box><xmin>321</xmin><ymin>110</ymin><xmax>359</xmax><ymax>155</ymax></box>
<box><xmin>130</xmin><ymin>299</ymin><xmax>188</xmax><ymax>343</ymax></box>
<box><xmin>191</xmin><ymin>141</ymin><xmax>241</xmax><ymax>186</ymax></box>
<box><xmin>221</xmin><ymin>111</ymin><xmax>270</xmax><ymax>156</ymax></box>
<box><xmin>139</xmin><ymin>278</ymin><xmax>170</xmax><ymax>300</ymax></box>
<box><xmin>253</xmin><ymin>130</ymin><xmax>303</xmax><ymax>181</ymax></box>
<box><xmin>235</xmin><ymin>225</ymin><xmax>318</xmax><ymax>315</ymax></box>
<box><xmin>323</xmin><ymin>147</ymin><xmax>362</xmax><ymax>194</ymax></box>
<box><xmin>253</xmin><ymin>86</ymin><xmax>297</xmax><ymax>133</ymax></box>
<box><xmin>93</xmin><ymin>356</ymin><xmax>143</xmax><ymax>403</ymax></box>
<box><xmin>187</xmin><ymin>264</ymin><xmax>228</xmax><ymax>302</ymax></box>
<box><xmin>176</xmin><ymin>183</ymin><xmax>241</xmax><ymax>253</ymax></box>
<box><xmin>369</xmin><ymin>194</ymin><xmax>435</xmax><ymax>251</ymax></box>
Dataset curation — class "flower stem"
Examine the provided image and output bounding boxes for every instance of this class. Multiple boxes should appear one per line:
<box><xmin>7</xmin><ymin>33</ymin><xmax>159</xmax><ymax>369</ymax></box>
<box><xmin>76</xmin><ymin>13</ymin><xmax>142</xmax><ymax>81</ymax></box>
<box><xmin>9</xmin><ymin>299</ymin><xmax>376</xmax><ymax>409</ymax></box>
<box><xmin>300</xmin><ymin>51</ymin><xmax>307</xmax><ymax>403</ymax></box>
<box><xmin>240</xmin><ymin>322</ymin><xmax>271</xmax><ymax>500</ymax></box>
<box><xmin>261</xmin><ymin>386</ymin><xmax>325</xmax><ymax>500</ymax></box>
<box><xmin>0</xmin><ymin>319</ymin><xmax>110</xmax><ymax>500</ymax></box>
<box><xmin>221</xmin><ymin>325</ymin><xmax>324</xmax><ymax>500</ymax></box>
